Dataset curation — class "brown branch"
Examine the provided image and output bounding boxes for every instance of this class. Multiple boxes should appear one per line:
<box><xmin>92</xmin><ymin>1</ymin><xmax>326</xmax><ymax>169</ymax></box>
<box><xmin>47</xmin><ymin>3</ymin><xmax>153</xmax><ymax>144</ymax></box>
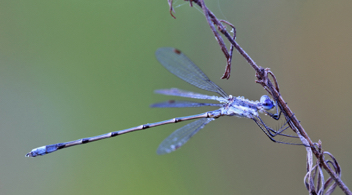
<box><xmin>168</xmin><ymin>0</ymin><xmax>351</xmax><ymax>194</ymax></box>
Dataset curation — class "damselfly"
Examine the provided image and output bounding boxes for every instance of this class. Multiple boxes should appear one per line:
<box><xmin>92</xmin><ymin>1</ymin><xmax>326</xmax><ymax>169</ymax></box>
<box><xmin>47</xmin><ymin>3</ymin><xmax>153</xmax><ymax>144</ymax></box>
<box><xmin>26</xmin><ymin>47</ymin><xmax>291</xmax><ymax>157</ymax></box>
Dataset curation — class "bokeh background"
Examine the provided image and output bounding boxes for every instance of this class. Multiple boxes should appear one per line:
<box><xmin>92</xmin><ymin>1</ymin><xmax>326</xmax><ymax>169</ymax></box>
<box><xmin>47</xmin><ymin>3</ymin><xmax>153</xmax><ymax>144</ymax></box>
<box><xmin>1</xmin><ymin>0</ymin><xmax>352</xmax><ymax>194</ymax></box>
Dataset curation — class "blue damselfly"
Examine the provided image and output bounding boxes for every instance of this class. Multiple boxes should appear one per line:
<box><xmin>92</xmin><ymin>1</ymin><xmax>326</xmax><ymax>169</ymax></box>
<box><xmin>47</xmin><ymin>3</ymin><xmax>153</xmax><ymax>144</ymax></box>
<box><xmin>26</xmin><ymin>47</ymin><xmax>291</xmax><ymax>157</ymax></box>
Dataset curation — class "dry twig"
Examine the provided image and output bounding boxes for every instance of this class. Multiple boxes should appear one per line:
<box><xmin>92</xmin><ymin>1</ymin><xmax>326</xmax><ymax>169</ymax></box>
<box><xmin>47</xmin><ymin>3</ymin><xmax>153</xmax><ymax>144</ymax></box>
<box><xmin>167</xmin><ymin>0</ymin><xmax>351</xmax><ymax>194</ymax></box>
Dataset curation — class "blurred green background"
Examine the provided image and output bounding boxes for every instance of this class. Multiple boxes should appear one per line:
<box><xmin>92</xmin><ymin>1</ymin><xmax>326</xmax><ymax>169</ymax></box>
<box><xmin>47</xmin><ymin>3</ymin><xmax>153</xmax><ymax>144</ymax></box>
<box><xmin>1</xmin><ymin>0</ymin><xmax>352</xmax><ymax>194</ymax></box>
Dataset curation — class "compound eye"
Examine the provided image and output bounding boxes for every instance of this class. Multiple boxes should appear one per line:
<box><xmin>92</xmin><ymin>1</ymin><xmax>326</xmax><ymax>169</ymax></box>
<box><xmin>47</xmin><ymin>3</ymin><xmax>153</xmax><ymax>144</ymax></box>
<box><xmin>260</xmin><ymin>95</ymin><xmax>274</xmax><ymax>110</ymax></box>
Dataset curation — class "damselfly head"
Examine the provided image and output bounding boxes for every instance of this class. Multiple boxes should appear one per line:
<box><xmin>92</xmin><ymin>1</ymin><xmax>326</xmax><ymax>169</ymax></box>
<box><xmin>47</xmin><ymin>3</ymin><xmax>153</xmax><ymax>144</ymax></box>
<box><xmin>260</xmin><ymin>95</ymin><xmax>275</xmax><ymax>110</ymax></box>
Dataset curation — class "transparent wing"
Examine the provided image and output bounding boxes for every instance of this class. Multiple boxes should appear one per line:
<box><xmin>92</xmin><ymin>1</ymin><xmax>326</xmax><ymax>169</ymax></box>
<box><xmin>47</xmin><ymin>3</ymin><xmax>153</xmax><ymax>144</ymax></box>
<box><xmin>151</xmin><ymin>100</ymin><xmax>222</xmax><ymax>108</ymax></box>
<box><xmin>157</xmin><ymin>118</ymin><xmax>215</xmax><ymax>155</ymax></box>
<box><xmin>155</xmin><ymin>47</ymin><xmax>228</xmax><ymax>98</ymax></box>
<box><xmin>154</xmin><ymin>88</ymin><xmax>227</xmax><ymax>102</ymax></box>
